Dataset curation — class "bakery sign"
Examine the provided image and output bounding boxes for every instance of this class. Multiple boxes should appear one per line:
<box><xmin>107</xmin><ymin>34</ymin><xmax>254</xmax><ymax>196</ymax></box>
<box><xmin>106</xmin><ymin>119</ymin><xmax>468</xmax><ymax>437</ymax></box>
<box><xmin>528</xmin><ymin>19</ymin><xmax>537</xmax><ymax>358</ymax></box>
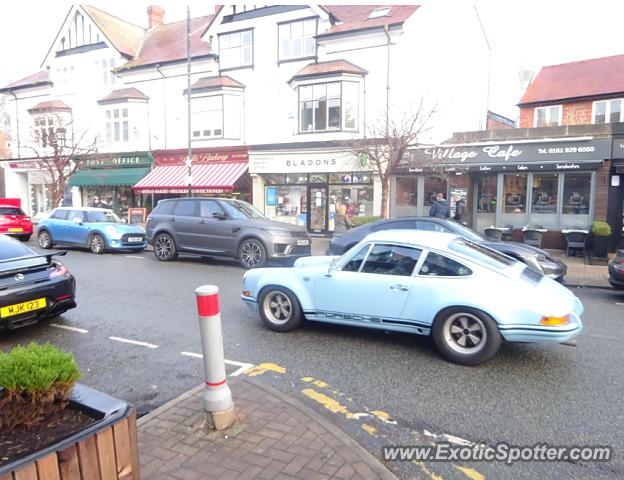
<box><xmin>155</xmin><ymin>149</ymin><xmax>248</xmax><ymax>166</ymax></box>
<box><xmin>401</xmin><ymin>139</ymin><xmax>611</xmax><ymax>172</ymax></box>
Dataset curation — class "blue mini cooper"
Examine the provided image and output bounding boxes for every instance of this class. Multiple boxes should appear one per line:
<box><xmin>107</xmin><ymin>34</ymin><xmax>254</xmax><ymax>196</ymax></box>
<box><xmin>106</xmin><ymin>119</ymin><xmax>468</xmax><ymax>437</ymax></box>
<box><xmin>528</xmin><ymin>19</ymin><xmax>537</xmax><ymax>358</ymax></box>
<box><xmin>37</xmin><ymin>207</ymin><xmax>147</xmax><ymax>254</ymax></box>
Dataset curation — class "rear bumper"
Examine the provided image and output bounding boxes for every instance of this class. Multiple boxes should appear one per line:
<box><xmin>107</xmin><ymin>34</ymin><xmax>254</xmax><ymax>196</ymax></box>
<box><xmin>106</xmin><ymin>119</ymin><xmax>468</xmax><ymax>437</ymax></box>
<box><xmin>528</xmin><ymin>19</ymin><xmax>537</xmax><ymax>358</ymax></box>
<box><xmin>0</xmin><ymin>227</ymin><xmax>33</xmax><ymax>236</ymax></box>
<box><xmin>499</xmin><ymin>312</ymin><xmax>583</xmax><ymax>343</ymax></box>
<box><xmin>0</xmin><ymin>277</ymin><xmax>77</xmax><ymax>330</ymax></box>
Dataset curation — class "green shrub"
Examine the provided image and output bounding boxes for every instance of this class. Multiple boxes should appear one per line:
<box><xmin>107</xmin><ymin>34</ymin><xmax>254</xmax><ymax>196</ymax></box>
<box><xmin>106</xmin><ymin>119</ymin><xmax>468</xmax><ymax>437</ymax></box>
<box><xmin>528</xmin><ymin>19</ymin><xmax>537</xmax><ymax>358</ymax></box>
<box><xmin>350</xmin><ymin>215</ymin><xmax>382</xmax><ymax>227</ymax></box>
<box><xmin>0</xmin><ymin>343</ymin><xmax>81</xmax><ymax>430</ymax></box>
<box><xmin>591</xmin><ymin>220</ymin><xmax>611</xmax><ymax>237</ymax></box>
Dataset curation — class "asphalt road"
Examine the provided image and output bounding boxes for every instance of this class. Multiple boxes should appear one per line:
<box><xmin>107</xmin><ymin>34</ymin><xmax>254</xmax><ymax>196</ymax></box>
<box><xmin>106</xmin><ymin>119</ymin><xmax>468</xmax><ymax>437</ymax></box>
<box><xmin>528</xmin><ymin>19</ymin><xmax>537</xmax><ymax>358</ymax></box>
<box><xmin>1</xmin><ymin>241</ymin><xmax>622</xmax><ymax>480</ymax></box>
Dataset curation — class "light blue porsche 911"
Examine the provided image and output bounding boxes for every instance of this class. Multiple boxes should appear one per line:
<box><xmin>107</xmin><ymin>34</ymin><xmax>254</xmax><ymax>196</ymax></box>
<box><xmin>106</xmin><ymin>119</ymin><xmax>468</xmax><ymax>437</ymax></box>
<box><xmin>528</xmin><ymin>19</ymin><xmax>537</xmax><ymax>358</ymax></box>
<box><xmin>242</xmin><ymin>230</ymin><xmax>583</xmax><ymax>365</ymax></box>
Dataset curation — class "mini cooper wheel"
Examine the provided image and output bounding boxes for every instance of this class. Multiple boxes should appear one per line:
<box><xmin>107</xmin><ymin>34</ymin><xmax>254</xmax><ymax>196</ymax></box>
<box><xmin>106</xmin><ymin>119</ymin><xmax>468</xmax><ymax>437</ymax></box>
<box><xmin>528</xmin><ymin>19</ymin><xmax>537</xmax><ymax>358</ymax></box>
<box><xmin>89</xmin><ymin>234</ymin><xmax>106</xmax><ymax>254</ymax></box>
<box><xmin>432</xmin><ymin>308</ymin><xmax>502</xmax><ymax>366</ymax></box>
<box><xmin>153</xmin><ymin>233</ymin><xmax>178</xmax><ymax>261</ymax></box>
<box><xmin>239</xmin><ymin>239</ymin><xmax>266</xmax><ymax>269</ymax></box>
<box><xmin>259</xmin><ymin>287</ymin><xmax>303</xmax><ymax>332</ymax></box>
<box><xmin>38</xmin><ymin>230</ymin><xmax>53</xmax><ymax>249</ymax></box>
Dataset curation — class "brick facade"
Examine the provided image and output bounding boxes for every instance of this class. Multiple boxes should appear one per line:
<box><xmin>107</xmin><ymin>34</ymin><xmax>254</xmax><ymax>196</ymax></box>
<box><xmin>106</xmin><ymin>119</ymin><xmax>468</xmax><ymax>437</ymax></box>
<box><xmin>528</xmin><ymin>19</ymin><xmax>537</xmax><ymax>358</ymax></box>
<box><xmin>519</xmin><ymin>101</ymin><xmax>594</xmax><ymax>128</ymax></box>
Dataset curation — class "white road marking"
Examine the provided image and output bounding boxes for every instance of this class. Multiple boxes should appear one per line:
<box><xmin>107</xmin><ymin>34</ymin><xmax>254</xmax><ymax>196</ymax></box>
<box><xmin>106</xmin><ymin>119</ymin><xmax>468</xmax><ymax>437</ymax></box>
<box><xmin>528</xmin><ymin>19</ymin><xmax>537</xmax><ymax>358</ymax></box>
<box><xmin>109</xmin><ymin>336</ymin><xmax>158</xmax><ymax>349</ymax></box>
<box><xmin>423</xmin><ymin>429</ymin><xmax>475</xmax><ymax>447</ymax></box>
<box><xmin>180</xmin><ymin>351</ymin><xmax>254</xmax><ymax>377</ymax></box>
<box><xmin>50</xmin><ymin>323</ymin><xmax>88</xmax><ymax>334</ymax></box>
<box><xmin>125</xmin><ymin>255</ymin><xmax>146</xmax><ymax>259</ymax></box>
<box><xmin>615</xmin><ymin>302</ymin><xmax>624</xmax><ymax>306</ymax></box>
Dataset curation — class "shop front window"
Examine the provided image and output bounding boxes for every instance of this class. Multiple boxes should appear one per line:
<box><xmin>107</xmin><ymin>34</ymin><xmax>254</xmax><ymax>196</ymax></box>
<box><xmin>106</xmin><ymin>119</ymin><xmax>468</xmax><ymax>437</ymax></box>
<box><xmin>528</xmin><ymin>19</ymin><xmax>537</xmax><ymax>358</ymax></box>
<box><xmin>475</xmin><ymin>175</ymin><xmax>497</xmax><ymax>232</ymax></box>
<box><xmin>395</xmin><ymin>176</ymin><xmax>418</xmax><ymax>217</ymax></box>
<box><xmin>424</xmin><ymin>176</ymin><xmax>448</xmax><ymax>216</ymax></box>
<box><xmin>561</xmin><ymin>173</ymin><xmax>591</xmax><ymax>229</ymax></box>
<box><xmin>502</xmin><ymin>174</ymin><xmax>527</xmax><ymax>227</ymax></box>
<box><xmin>264</xmin><ymin>185</ymin><xmax>306</xmax><ymax>227</ymax></box>
<box><xmin>530</xmin><ymin>173</ymin><xmax>558</xmax><ymax>228</ymax></box>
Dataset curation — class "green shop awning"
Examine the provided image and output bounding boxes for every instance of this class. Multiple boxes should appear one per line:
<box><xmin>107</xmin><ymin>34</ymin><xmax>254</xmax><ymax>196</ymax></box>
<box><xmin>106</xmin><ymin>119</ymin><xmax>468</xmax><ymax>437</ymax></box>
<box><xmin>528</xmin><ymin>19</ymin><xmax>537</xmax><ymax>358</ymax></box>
<box><xmin>68</xmin><ymin>167</ymin><xmax>151</xmax><ymax>187</ymax></box>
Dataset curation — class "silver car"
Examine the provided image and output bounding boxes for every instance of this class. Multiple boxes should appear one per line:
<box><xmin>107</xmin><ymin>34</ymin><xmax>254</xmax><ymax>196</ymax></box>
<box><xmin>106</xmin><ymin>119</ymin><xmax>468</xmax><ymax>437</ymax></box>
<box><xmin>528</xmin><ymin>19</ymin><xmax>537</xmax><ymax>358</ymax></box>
<box><xmin>145</xmin><ymin>198</ymin><xmax>311</xmax><ymax>268</ymax></box>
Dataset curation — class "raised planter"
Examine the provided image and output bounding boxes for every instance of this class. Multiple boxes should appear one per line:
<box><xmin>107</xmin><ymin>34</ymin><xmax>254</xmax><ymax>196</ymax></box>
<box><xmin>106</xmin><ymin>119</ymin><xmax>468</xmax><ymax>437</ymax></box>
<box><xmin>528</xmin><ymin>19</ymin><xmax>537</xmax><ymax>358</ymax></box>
<box><xmin>0</xmin><ymin>384</ymin><xmax>140</xmax><ymax>480</ymax></box>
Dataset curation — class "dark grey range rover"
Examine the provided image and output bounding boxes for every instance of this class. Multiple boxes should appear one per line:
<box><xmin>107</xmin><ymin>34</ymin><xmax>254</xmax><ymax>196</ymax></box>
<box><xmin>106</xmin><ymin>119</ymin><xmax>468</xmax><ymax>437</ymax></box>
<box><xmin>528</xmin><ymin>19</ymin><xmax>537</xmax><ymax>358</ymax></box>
<box><xmin>145</xmin><ymin>198</ymin><xmax>311</xmax><ymax>268</ymax></box>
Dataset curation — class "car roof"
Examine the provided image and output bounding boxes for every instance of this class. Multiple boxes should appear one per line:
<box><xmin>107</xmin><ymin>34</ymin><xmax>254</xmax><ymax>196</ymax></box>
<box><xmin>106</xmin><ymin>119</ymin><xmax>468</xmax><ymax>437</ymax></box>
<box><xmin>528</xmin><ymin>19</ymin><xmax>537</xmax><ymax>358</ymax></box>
<box><xmin>55</xmin><ymin>207</ymin><xmax>112</xmax><ymax>212</ymax></box>
<box><xmin>362</xmin><ymin>230</ymin><xmax>461</xmax><ymax>249</ymax></box>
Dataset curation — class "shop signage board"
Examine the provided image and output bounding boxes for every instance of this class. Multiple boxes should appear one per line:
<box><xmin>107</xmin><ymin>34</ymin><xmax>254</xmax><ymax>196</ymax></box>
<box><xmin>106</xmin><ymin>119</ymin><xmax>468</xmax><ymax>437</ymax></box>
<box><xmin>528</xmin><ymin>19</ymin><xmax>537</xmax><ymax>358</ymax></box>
<box><xmin>81</xmin><ymin>153</ymin><xmax>153</xmax><ymax>168</ymax></box>
<box><xmin>128</xmin><ymin>207</ymin><xmax>147</xmax><ymax>224</ymax></box>
<box><xmin>155</xmin><ymin>150</ymin><xmax>248</xmax><ymax>166</ymax></box>
<box><xmin>399</xmin><ymin>139</ymin><xmax>611</xmax><ymax>173</ymax></box>
<box><xmin>249</xmin><ymin>151</ymin><xmax>369</xmax><ymax>174</ymax></box>
<box><xmin>612</xmin><ymin>138</ymin><xmax>624</xmax><ymax>159</ymax></box>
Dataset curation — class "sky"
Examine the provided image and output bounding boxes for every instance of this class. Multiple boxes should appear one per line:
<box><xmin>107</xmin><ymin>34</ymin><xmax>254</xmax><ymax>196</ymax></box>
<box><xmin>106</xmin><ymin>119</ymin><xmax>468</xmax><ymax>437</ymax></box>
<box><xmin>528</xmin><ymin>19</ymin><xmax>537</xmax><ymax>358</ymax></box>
<box><xmin>1</xmin><ymin>1</ymin><xmax>624</xmax><ymax>123</ymax></box>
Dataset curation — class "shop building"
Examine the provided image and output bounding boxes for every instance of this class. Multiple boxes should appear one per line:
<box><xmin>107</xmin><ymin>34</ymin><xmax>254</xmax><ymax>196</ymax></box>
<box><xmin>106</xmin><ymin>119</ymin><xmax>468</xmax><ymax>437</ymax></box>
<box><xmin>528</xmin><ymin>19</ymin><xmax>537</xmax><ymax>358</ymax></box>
<box><xmin>395</xmin><ymin>124</ymin><xmax>622</xmax><ymax>249</ymax></box>
<box><xmin>132</xmin><ymin>147</ymin><xmax>250</xmax><ymax>204</ymax></box>
<box><xmin>68</xmin><ymin>151</ymin><xmax>153</xmax><ymax>217</ymax></box>
<box><xmin>249</xmin><ymin>143</ymin><xmax>379</xmax><ymax>234</ymax></box>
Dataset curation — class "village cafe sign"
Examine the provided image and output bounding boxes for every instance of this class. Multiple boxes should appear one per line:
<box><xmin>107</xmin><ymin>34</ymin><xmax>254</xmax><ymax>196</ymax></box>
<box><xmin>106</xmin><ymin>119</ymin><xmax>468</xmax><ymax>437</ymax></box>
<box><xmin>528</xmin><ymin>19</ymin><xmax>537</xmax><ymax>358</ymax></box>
<box><xmin>401</xmin><ymin>139</ymin><xmax>610</xmax><ymax>172</ymax></box>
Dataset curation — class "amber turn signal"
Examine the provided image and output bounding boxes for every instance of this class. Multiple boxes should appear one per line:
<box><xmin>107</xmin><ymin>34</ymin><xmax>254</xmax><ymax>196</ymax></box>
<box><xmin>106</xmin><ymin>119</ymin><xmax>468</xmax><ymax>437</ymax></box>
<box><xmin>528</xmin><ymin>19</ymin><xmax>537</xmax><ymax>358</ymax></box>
<box><xmin>540</xmin><ymin>315</ymin><xmax>569</xmax><ymax>326</ymax></box>
<box><xmin>242</xmin><ymin>290</ymin><xmax>253</xmax><ymax>297</ymax></box>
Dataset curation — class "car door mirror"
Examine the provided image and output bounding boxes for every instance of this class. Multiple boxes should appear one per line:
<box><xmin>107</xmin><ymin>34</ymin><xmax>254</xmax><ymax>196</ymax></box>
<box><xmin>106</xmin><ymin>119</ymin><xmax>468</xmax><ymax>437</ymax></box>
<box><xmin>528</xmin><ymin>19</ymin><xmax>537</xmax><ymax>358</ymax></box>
<box><xmin>212</xmin><ymin>212</ymin><xmax>227</xmax><ymax>220</ymax></box>
<box><xmin>72</xmin><ymin>217</ymin><xmax>82</xmax><ymax>225</ymax></box>
<box><xmin>326</xmin><ymin>258</ymin><xmax>337</xmax><ymax>277</ymax></box>
<box><xmin>121</xmin><ymin>218</ymin><xmax>127</xmax><ymax>224</ymax></box>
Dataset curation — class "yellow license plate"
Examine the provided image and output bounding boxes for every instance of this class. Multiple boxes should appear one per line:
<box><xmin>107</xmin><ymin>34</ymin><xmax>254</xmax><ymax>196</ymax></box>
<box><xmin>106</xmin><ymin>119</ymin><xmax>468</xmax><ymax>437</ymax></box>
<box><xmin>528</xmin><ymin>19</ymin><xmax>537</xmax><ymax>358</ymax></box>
<box><xmin>1</xmin><ymin>298</ymin><xmax>47</xmax><ymax>318</ymax></box>
<box><xmin>8</xmin><ymin>228</ymin><xmax>23</xmax><ymax>232</ymax></box>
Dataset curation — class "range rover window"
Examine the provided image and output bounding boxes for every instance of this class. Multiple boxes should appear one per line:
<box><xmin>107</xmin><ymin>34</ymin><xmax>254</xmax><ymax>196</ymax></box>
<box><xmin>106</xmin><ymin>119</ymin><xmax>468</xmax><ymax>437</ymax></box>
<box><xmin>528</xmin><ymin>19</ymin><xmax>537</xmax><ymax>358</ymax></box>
<box><xmin>419</xmin><ymin>251</ymin><xmax>472</xmax><ymax>277</ymax></box>
<box><xmin>172</xmin><ymin>200</ymin><xmax>197</xmax><ymax>217</ymax></box>
<box><xmin>154</xmin><ymin>201</ymin><xmax>175</xmax><ymax>215</ymax></box>
<box><xmin>200</xmin><ymin>200</ymin><xmax>225</xmax><ymax>218</ymax></box>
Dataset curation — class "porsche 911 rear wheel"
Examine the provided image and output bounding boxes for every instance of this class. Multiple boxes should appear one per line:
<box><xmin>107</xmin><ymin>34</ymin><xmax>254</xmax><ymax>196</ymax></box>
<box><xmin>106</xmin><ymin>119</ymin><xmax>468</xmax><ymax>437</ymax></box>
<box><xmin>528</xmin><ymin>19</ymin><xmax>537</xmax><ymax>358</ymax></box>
<box><xmin>432</xmin><ymin>308</ymin><xmax>501</xmax><ymax>366</ymax></box>
<box><xmin>259</xmin><ymin>287</ymin><xmax>303</xmax><ymax>332</ymax></box>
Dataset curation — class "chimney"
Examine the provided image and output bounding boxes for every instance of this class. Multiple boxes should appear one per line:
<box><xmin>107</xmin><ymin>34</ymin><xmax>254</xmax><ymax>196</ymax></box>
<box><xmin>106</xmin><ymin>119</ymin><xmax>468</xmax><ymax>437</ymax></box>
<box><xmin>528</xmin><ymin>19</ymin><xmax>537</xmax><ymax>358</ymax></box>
<box><xmin>147</xmin><ymin>5</ymin><xmax>165</xmax><ymax>29</ymax></box>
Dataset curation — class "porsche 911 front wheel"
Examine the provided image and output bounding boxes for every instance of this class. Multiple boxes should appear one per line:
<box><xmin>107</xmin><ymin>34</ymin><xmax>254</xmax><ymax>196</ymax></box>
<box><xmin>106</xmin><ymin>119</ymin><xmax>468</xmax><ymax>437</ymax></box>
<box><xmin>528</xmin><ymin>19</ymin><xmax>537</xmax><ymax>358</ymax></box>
<box><xmin>432</xmin><ymin>307</ymin><xmax>502</xmax><ymax>366</ymax></box>
<box><xmin>259</xmin><ymin>287</ymin><xmax>303</xmax><ymax>332</ymax></box>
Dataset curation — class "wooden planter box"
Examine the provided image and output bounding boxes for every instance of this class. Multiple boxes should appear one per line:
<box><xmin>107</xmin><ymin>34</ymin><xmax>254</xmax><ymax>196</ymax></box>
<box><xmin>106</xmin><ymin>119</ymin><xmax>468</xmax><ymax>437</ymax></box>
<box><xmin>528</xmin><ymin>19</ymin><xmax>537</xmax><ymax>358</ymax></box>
<box><xmin>0</xmin><ymin>384</ymin><xmax>140</xmax><ymax>480</ymax></box>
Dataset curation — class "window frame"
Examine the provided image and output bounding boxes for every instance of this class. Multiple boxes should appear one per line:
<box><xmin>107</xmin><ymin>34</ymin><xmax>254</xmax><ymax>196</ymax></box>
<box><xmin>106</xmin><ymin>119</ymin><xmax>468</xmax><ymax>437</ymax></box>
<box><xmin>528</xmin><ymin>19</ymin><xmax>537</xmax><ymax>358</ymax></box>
<box><xmin>417</xmin><ymin>250</ymin><xmax>473</xmax><ymax>278</ymax></box>
<box><xmin>592</xmin><ymin>98</ymin><xmax>624</xmax><ymax>124</ymax></box>
<box><xmin>277</xmin><ymin>16</ymin><xmax>318</xmax><ymax>64</ymax></box>
<box><xmin>534</xmin><ymin>105</ymin><xmax>562</xmax><ymax>127</ymax></box>
<box><xmin>190</xmin><ymin>93</ymin><xmax>242</xmax><ymax>141</ymax></box>
<box><xmin>33</xmin><ymin>114</ymin><xmax>67</xmax><ymax>148</ymax></box>
<box><xmin>218</xmin><ymin>28</ymin><xmax>254</xmax><ymax>72</ymax></box>
<box><xmin>297</xmin><ymin>80</ymin><xmax>360</xmax><ymax>134</ymax></box>
<box><xmin>104</xmin><ymin>106</ymin><xmax>129</xmax><ymax>144</ymax></box>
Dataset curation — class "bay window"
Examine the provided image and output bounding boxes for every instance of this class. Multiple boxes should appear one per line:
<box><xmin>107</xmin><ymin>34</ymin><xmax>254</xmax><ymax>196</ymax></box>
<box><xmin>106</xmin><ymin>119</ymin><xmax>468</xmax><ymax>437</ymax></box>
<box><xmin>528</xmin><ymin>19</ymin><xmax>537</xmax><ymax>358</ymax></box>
<box><xmin>279</xmin><ymin>18</ymin><xmax>316</xmax><ymax>61</ymax></box>
<box><xmin>593</xmin><ymin>99</ymin><xmax>623</xmax><ymax>124</ymax></box>
<box><xmin>534</xmin><ymin>105</ymin><xmax>561</xmax><ymax>127</ymax></box>
<box><xmin>34</xmin><ymin>115</ymin><xmax>66</xmax><ymax>148</ymax></box>
<box><xmin>219</xmin><ymin>29</ymin><xmax>253</xmax><ymax>70</ymax></box>
<box><xmin>191</xmin><ymin>95</ymin><xmax>241</xmax><ymax>140</ymax></box>
<box><xmin>298</xmin><ymin>81</ymin><xmax>359</xmax><ymax>133</ymax></box>
<box><xmin>105</xmin><ymin>107</ymin><xmax>129</xmax><ymax>143</ymax></box>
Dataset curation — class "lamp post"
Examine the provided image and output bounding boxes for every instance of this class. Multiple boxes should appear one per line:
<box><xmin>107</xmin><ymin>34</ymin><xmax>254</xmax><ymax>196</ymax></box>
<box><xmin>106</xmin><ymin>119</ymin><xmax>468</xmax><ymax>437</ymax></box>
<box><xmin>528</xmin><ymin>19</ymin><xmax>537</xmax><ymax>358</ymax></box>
<box><xmin>186</xmin><ymin>4</ymin><xmax>192</xmax><ymax>196</ymax></box>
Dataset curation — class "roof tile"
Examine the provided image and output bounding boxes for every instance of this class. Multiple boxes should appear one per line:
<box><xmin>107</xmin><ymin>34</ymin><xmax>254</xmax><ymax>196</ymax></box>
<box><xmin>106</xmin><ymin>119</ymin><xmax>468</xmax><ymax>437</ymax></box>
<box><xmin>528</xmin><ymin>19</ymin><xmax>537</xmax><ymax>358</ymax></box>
<box><xmin>290</xmin><ymin>60</ymin><xmax>368</xmax><ymax>82</ymax></box>
<box><xmin>119</xmin><ymin>15</ymin><xmax>214</xmax><ymax>71</ymax></box>
<box><xmin>97</xmin><ymin>87</ymin><xmax>149</xmax><ymax>104</ymax></box>
<box><xmin>188</xmin><ymin>76</ymin><xmax>245</xmax><ymax>93</ymax></box>
<box><xmin>321</xmin><ymin>5</ymin><xmax>419</xmax><ymax>36</ymax></box>
<box><xmin>0</xmin><ymin>71</ymin><xmax>51</xmax><ymax>92</ymax></box>
<box><xmin>28</xmin><ymin>100</ymin><xmax>72</xmax><ymax>112</ymax></box>
<box><xmin>82</xmin><ymin>5</ymin><xmax>145</xmax><ymax>58</ymax></box>
<box><xmin>519</xmin><ymin>54</ymin><xmax>624</xmax><ymax>105</ymax></box>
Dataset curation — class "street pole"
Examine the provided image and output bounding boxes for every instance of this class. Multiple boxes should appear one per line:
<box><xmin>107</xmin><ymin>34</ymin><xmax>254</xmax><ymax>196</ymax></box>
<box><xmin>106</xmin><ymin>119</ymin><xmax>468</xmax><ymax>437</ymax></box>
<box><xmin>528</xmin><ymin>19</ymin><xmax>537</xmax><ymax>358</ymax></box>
<box><xmin>186</xmin><ymin>4</ymin><xmax>192</xmax><ymax>197</ymax></box>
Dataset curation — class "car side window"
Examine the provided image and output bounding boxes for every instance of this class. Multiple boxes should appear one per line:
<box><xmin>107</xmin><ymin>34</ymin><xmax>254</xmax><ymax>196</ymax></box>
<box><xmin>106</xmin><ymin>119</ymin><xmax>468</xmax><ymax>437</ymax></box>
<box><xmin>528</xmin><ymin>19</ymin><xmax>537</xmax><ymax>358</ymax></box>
<box><xmin>418</xmin><ymin>252</ymin><xmax>472</xmax><ymax>277</ymax></box>
<box><xmin>69</xmin><ymin>210</ymin><xmax>84</xmax><ymax>223</ymax></box>
<box><xmin>200</xmin><ymin>200</ymin><xmax>225</xmax><ymax>218</ymax></box>
<box><xmin>361</xmin><ymin>244</ymin><xmax>422</xmax><ymax>276</ymax></box>
<box><xmin>342</xmin><ymin>244</ymin><xmax>371</xmax><ymax>272</ymax></box>
<box><xmin>155</xmin><ymin>201</ymin><xmax>175</xmax><ymax>215</ymax></box>
<box><xmin>172</xmin><ymin>200</ymin><xmax>197</xmax><ymax>216</ymax></box>
<box><xmin>415</xmin><ymin>220</ymin><xmax>451</xmax><ymax>233</ymax></box>
<box><xmin>51</xmin><ymin>209</ymin><xmax>68</xmax><ymax>220</ymax></box>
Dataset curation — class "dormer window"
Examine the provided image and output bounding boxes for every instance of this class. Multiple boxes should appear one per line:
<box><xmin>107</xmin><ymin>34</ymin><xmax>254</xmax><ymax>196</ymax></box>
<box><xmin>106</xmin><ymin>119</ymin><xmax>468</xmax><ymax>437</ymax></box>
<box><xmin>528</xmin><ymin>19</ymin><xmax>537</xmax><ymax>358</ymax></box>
<box><xmin>278</xmin><ymin>18</ymin><xmax>317</xmax><ymax>62</ymax></box>
<box><xmin>27</xmin><ymin>101</ymin><xmax>72</xmax><ymax>149</ymax></box>
<box><xmin>219</xmin><ymin>29</ymin><xmax>253</xmax><ymax>70</ymax></box>
<box><xmin>368</xmin><ymin>7</ymin><xmax>391</xmax><ymax>19</ymax></box>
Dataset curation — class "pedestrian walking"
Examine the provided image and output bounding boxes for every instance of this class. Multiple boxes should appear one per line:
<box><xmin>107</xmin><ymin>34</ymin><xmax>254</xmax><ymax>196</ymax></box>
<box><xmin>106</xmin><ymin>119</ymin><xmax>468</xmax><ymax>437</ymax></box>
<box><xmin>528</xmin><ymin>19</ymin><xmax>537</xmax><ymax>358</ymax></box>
<box><xmin>453</xmin><ymin>195</ymin><xmax>466</xmax><ymax>223</ymax></box>
<box><xmin>429</xmin><ymin>192</ymin><xmax>450</xmax><ymax>219</ymax></box>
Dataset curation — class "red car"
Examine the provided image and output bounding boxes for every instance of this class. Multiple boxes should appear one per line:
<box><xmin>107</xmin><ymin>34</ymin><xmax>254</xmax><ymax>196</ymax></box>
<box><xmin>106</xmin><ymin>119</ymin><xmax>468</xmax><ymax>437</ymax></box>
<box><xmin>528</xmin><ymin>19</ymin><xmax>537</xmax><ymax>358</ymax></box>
<box><xmin>0</xmin><ymin>204</ymin><xmax>33</xmax><ymax>241</ymax></box>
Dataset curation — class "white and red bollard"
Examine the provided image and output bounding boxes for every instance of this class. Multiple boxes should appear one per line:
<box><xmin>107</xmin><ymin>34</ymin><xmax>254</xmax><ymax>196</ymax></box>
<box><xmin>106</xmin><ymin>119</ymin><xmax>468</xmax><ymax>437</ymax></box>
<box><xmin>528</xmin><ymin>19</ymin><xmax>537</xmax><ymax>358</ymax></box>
<box><xmin>195</xmin><ymin>285</ymin><xmax>236</xmax><ymax>430</ymax></box>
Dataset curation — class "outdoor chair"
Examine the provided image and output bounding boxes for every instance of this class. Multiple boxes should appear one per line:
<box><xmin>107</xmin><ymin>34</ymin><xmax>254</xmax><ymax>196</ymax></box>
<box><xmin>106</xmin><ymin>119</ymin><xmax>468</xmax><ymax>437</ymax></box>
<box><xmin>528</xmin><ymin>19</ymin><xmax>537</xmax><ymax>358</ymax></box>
<box><xmin>523</xmin><ymin>229</ymin><xmax>544</xmax><ymax>248</ymax></box>
<box><xmin>565</xmin><ymin>231</ymin><xmax>588</xmax><ymax>257</ymax></box>
<box><xmin>484</xmin><ymin>228</ymin><xmax>503</xmax><ymax>241</ymax></box>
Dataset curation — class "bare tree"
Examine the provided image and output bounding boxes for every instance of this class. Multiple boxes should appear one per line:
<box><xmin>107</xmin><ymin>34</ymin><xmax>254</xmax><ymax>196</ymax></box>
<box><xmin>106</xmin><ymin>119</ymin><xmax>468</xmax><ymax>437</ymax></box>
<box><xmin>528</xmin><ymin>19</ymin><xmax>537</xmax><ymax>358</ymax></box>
<box><xmin>28</xmin><ymin>112</ymin><xmax>100</xmax><ymax>208</ymax></box>
<box><xmin>351</xmin><ymin>99</ymin><xmax>437</xmax><ymax>218</ymax></box>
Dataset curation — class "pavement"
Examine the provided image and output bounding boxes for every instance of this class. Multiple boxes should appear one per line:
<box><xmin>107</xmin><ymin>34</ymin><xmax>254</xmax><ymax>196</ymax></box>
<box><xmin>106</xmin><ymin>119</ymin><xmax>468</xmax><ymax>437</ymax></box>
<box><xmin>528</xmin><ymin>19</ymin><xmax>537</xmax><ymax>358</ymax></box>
<box><xmin>138</xmin><ymin>376</ymin><xmax>397</xmax><ymax>480</ymax></box>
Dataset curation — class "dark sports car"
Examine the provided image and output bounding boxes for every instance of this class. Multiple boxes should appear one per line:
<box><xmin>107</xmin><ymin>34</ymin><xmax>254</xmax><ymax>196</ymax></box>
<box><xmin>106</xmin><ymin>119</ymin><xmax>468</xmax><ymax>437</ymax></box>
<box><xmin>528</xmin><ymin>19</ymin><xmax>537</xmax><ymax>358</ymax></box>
<box><xmin>0</xmin><ymin>234</ymin><xmax>76</xmax><ymax>330</ymax></box>
<box><xmin>327</xmin><ymin>217</ymin><xmax>567</xmax><ymax>282</ymax></box>
<box><xmin>608</xmin><ymin>249</ymin><xmax>624</xmax><ymax>290</ymax></box>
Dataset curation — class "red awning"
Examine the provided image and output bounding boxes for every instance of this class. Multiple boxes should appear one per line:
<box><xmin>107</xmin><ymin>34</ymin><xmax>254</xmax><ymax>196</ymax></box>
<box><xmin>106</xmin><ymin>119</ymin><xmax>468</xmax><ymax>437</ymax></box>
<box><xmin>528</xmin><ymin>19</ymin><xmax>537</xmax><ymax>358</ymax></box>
<box><xmin>133</xmin><ymin>161</ymin><xmax>248</xmax><ymax>194</ymax></box>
